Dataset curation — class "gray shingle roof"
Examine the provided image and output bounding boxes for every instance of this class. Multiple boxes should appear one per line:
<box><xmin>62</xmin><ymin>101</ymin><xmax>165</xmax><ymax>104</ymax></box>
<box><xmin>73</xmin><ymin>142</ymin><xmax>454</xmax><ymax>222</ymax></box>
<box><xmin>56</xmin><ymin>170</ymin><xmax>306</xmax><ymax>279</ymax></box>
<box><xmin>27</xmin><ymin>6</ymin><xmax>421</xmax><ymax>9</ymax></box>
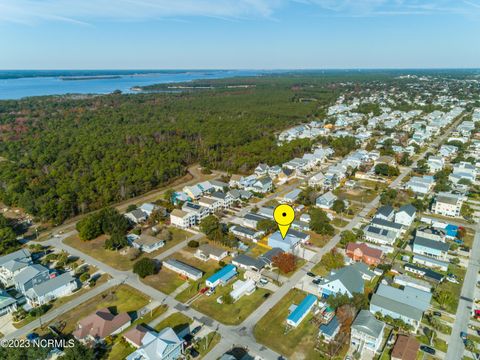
<box><xmin>25</xmin><ymin>272</ymin><xmax>76</xmax><ymax>298</ymax></box>
<box><xmin>323</xmin><ymin>266</ymin><xmax>364</xmax><ymax>294</ymax></box>
<box><xmin>371</xmin><ymin>217</ymin><xmax>403</xmax><ymax>230</ymax></box>
<box><xmin>352</xmin><ymin>310</ymin><xmax>385</xmax><ymax>338</ymax></box>
<box><xmin>13</xmin><ymin>264</ymin><xmax>48</xmax><ymax>286</ymax></box>
<box><xmin>414</xmin><ymin>236</ymin><xmax>450</xmax><ymax>252</ymax></box>
<box><xmin>398</xmin><ymin>204</ymin><xmax>416</xmax><ymax>216</ymax></box>
<box><xmin>0</xmin><ymin>249</ymin><xmax>31</xmax><ymax>267</ymax></box>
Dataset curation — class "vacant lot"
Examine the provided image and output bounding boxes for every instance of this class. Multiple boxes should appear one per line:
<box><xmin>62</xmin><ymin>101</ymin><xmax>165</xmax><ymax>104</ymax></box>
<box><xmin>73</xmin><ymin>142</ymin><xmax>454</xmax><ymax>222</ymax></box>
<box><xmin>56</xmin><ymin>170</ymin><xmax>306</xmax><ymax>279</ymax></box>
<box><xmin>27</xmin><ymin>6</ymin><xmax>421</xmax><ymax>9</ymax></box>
<box><xmin>154</xmin><ymin>312</ymin><xmax>193</xmax><ymax>334</ymax></box>
<box><xmin>64</xmin><ymin>227</ymin><xmax>191</xmax><ymax>270</ymax></box>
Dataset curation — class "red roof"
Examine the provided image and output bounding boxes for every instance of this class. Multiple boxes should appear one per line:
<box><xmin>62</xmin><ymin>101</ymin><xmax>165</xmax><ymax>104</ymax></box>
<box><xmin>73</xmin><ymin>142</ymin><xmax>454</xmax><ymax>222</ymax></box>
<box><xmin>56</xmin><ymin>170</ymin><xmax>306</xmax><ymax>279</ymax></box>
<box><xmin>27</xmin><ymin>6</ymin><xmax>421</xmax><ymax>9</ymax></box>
<box><xmin>346</xmin><ymin>242</ymin><xmax>383</xmax><ymax>259</ymax></box>
<box><xmin>73</xmin><ymin>308</ymin><xmax>131</xmax><ymax>340</ymax></box>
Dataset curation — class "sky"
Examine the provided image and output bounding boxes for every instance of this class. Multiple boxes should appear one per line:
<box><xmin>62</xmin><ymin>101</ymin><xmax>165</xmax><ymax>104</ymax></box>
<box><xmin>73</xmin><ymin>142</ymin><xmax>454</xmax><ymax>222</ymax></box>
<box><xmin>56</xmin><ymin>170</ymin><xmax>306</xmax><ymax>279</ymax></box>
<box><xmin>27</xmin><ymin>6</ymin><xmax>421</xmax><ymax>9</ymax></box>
<box><xmin>1</xmin><ymin>0</ymin><xmax>480</xmax><ymax>69</ymax></box>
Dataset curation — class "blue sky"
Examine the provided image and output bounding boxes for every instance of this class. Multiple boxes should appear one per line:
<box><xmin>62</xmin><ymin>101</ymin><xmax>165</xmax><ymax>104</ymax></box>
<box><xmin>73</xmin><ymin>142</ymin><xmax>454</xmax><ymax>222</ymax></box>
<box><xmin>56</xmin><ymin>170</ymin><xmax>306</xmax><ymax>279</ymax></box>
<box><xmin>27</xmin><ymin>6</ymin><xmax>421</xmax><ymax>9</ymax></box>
<box><xmin>1</xmin><ymin>0</ymin><xmax>480</xmax><ymax>69</ymax></box>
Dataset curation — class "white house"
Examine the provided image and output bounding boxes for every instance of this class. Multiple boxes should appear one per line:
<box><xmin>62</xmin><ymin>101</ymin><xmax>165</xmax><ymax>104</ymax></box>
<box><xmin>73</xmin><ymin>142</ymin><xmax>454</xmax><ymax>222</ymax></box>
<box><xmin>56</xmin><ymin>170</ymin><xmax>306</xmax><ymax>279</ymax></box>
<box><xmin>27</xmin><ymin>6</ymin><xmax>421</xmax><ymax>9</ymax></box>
<box><xmin>351</xmin><ymin>310</ymin><xmax>386</xmax><ymax>353</ymax></box>
<box><xmin>394</xmin><ymin>204</ymin><xmax>416</xmax><ymax>227</ymax></box>
<box><xmin>170</xmin><ymin>209</ymin><xmax>196</xmax><ymax>229</ymax></box>
<box><xmin>0</xmin><ymin>249</ymin><xmax>32</xmax><ymax>288</ymax></box>
<box><xmin>433</xmin><ymin>192</ymin><xmax>464</xmax><ymax>217</ymax></box>
<box><xmin>25</xmin><ymin>272</ymin><xmax>78</xmax><ymax>307</ymax></box>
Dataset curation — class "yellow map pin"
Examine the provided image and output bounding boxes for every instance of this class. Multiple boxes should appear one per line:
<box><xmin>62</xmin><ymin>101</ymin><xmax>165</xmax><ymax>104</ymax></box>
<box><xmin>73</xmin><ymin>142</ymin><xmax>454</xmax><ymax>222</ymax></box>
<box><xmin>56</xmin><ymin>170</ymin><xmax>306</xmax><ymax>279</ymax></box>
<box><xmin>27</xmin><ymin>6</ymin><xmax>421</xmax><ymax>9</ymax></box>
<box><xmin>274</xmin><ymin>204</ymin><xmax>295</xmax><ymax>239</ymax></box>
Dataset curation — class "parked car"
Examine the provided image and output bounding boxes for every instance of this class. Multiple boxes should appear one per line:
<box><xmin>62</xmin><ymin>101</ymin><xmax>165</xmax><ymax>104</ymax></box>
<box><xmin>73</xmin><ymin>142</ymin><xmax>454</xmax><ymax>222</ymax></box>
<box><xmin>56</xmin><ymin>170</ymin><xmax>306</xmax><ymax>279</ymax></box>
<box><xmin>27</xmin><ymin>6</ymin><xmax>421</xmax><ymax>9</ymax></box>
<box><xmin>433</xmin><ymin>311</ymin><xmax>442</xmax><ymax>317</ymax></box>
<box><xmin>199</xmin><ymin>287</ymin><xmax>209</xmax><ymax>294</ymax></box>
<box><xmin>216</xmin><ymin>296</ymin><xmax>223</xmax><ymax>304</ymax></box>
<box><xmin>259</xmin><ymin>278</ymin><xmax>269</xmax><ymax>286</ymax></box>
<box><xmin>191</xmin><ymin>326</ymin><xmax>202</xmax><ymax>335</ymax></box>
<box><xmin>312</xmin><ymin>278</ymin><xmax>322</xmax><ymax>285</ymax></box>
<box><xmin>420</xmin><ymin>345</ymin><xmax>435</xmax><ymax>355</ymax></box>
<box><xmin>446</xmin><ymin>276</ymin><xmax>460</xmax><ymax>284</ymax></box>
<box><xmin>460</xmin><ymin>331</ymin><xmax>468</xmax><ymax>340</ymax></box>
<box><xmin>206</xmin><ymin>289</ymin><xmax>215</xmax><ymax>296</ymax></box>
<box><xmin>306</xmin><ymin>272</ymin><xmax>315</xmax><ymax>277</ymax></box>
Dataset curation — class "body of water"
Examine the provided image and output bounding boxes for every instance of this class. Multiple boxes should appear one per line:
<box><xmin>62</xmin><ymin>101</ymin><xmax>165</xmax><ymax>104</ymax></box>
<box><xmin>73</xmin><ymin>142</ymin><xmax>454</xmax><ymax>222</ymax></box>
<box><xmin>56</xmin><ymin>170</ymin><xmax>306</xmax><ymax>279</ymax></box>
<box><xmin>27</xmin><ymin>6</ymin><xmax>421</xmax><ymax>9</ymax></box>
<box><xmin>0</xmin><ymin>70</ymin><xmax>265</xmax><ymax>100</ymax></box>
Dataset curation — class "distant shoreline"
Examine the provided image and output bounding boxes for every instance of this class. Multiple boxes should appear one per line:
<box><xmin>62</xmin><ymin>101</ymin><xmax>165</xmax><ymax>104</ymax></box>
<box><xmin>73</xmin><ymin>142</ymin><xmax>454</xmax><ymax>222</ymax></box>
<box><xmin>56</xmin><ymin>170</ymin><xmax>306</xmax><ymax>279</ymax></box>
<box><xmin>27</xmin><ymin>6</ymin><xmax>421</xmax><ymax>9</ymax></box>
<box><xmin>60</xmin><ymin>76</ymin><xmax>122</xmax><ymax>81</ymax></box>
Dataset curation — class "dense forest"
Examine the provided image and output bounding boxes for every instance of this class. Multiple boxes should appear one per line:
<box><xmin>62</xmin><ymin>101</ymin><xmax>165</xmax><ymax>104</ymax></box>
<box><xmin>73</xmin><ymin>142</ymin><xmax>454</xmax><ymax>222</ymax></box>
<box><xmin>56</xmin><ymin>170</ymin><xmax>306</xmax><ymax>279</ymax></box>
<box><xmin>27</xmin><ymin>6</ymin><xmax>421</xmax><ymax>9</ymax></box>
<box><xmin>0</xmin><ymin>75</ymin><xmax>343</xmax><ymax>223</ymax></box>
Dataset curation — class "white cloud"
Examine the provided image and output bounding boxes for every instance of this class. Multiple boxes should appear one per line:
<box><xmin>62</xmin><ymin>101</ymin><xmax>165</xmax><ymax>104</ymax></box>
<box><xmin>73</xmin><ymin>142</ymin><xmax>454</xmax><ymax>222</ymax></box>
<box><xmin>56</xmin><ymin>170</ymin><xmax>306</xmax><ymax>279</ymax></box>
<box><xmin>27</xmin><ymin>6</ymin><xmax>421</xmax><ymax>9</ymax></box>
<box><xmin>0</xmin><ymin>0</ymin><xmax>478</xmax><ymax>25</ymax></box>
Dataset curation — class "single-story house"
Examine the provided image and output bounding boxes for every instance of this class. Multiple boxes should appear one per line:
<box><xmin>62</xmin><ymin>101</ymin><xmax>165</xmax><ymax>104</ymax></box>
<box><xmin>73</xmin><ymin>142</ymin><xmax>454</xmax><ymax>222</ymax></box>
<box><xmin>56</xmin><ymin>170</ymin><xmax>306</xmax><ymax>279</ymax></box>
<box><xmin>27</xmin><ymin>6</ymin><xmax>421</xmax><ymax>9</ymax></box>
<box><xmin>229</xmin><ymin>225</ymin><xmax>263</xmax><ymax>242</ymax></box>
<box><xmin>393</xmin><ymin>274</ymin><xmax>432</xmax><ymax>293</ymax></box>
<box><xmin>231</xmin><ymin>254</ymin><xmax>265</xmax><ymax>272</ymax></box>
<box><xmin>391</xmin><ymin>335</ymin><xmax>420</xmax><ymax>360</ymax></box>
<box><xmin>286</xmin><ymin>294</ymin><xmax>317</xmax><ymax>327</ymax></box>
<box><xmin>230</xmin><ymin>279</ymin><xmax>256</xmax><ymax>302</ymax></box>
<box><xmin>73</xmin><ymin>308</ymin><xmax>131</xmax><ymax>343</ymax></box>
<box><xmin>162</xmin><ymin>259</ymin><xmax>203</xmax><ymax>281</ymax></box>
<box><xmin>412</xmin><ymin>254</ymin><xmax>449</xmax><ymax>271</ymax></box>
<box><xmin>268</xmin><ymin>230</ymin><xmax>308</xmax><ymax>253</ymax></box>
<box><xmin>205</xmin><ymin>264</ymin><xmax>237</xmax><ymax>288</ymax></box>
<box><xmin>364</xmin><ymin>226</ymin><xmax>398</xmax><ymax>246</ymax></box>
<box><xmin>404</xmin><ymin>263</ymin><xmax>444</xmax><ymax>283</ymax></box>
<box><xmin>0</xmin><ymin>290</ymin><xmax>17</xmax><ymax>316</ymax></box>
<box><xmin>194</xmin><ymin>244</ymin><xmax>228</xmax><ymax>262</ymax></box>
<box><xmin>125</xmin><ymin>209</ymin><xmax>148</xmax><ymax>224</ymax></box>
<box><xmin>131</xmin><ymin>234</ymin><xmax>165</xmax><ymax>253</ymax></box>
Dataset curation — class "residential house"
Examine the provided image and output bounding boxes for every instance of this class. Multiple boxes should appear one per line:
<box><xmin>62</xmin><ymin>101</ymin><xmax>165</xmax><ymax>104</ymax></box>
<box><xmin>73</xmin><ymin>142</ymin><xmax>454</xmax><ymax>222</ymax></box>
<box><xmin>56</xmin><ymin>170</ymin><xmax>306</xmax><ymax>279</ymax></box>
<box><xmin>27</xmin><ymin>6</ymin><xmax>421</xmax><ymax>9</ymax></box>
<box><xmin>194</xmin><ymin>244</ymin><xmax>228</xmax><ymax>262</ymax></box>
<box><xmin>198</xmin><ymin>196</ymin><xmax>223</xmax><ymax>213</ymax></box>
<box><xmin>412</xmin><ymin>255</ymin><xmax>449</xmax><ymax>271</ymax></box>
<box><xmin>258</xmin><ymin>248</ymin><xmax>285</xmax><ymax>268</ymax></box>
<box><xmin>0</xmin><ymin>290</ymin><xmax>17</xmax><ymax>316</ymax></box>
<box><xmin>229</xmin><ymin>279</ymin><xmax>256</xmax><ymax>302</ymax></box>
<box><xmin>181</xmin><ymin>202</ymin><xmax>210</xmax><ymax>222</ymax></box>
<box><xmin>370</xmin><ymin>218</ymin><xmax>403</xmax><ymax>235</ymax></box>
<box><xmin>277</xmin><ymin>168</ymin><xmax>295</xmax><ymax>184</ymax></box>
<box><xmin>124</xmin><ymin>325</ymin><xmax>149</xmax><ymax>348</ymax></box>
<box><xmin>254</xmin><ymin>163</ymin><xmax>270</xmax><ymax>176</ymax></box>
<box><xmin>364</xmin><ymin>225</ymin><xmax>398</xmax><ymax>246</ymax></box>
<box><xmin>242</xmin><ymin>213</ymin><xmax>269</xmax><ymax>229</ymax></box>
<box><xmin>391</xmin><ymin>335</ymin><xmax>420</xmax><ymax>360</ymax></box>
<box><xmin>394</xmin><ymin>274</ymin><xmax>432</xmax><ymax>293</ymax></box>
<box><xmin>350</xmin><ymin>310</ymin><xmax>385</xmax><ymax>353</ymax></box>
<box><xmin>231</xmin><ymin>254</ymin><xmax>265</xmax><ymax>272</ymax></box>
<box><xmin>404</xmin><ymin>176</ymin><xmax>435</xmax><ymax>195</ymax></box>
<box><xmin>433</xmin><ymin>192</ymin><xmax>464</xmax><ymax>217</ymax></box>
<box><xmin>439</xmin><ymin>144</ymin><xmax>458</xmax><ymax>159</ymax></box>
<box><xmin>73</xmin><ymin>308</ymin><xmax>131</xmax><ymax>343</ymax></box>
<box><xmin>282</xmin><ymin>188</ymin><xmax>302</xmax><ymax>204</ymax></box>
<box><xmin>449</xmin><ymin>162</ymin><xmax>477</xmax><ymax>184</ymax></box>
<box><xmin>404</xmin><ymin>263</ymin><xmax>444</xmax><ymax>283</ymax></box>
<box><xmin>0</xmin><ymin>249</ymin><xmax>32</xmax><ymax>288</ymax></box>
<box><xmin>162</xmin><ymin>259</ymin><xmax>203</xmax><ymax>281</ymax></box>
<box><xmin>229</xmin><ymin>225</ymin><xmax>263</xmax><ymax>242</ymax></box>
<box><xmin>207</xmin><ymin>180</ymin><xmax>229</xmax><ymax>192</ymax></box>
<box><xmin>169</xmin><ymin>209</ymin><xmax>196</xmax><ymax>229</ymax></box>
<box><xmin>308</xmin><ymin>172</ymin><xmax>325</xmax><ymax>188</ymax></box>
<box><xmin>286</xmin><ymin>294</ymin><xmax>317</xmax><ymax>327</ymax></box>
<box><xmin>268</xmin><ymin>230</ymin><xmax>309</xmax><ymax>253</ymax></box>
<box><xmin>370</xmin><ymin>284</ymin><xmax>432</xmax><ymax>331</ymax></box>
<box><xmin>268</xmin><ymin>165</ymin><xmax>282</xmax><ymax>178</ymax></box>
<box><xmin>316</xmin><ymin>191</ymin><xmax>337</xmax><ymax>210</ymax></box>
<box><xmin>25</xmin><ymin>272</ymin><xmax>78</xmax><ymax>307</ymax></box>
<box><xmin>412</xmin><ymin>236</ymin><xmax>449</xmax><ymax>260</ymax></box>
<box><xmin>319</xmin><ymin>316</ymin><xmax>340</xmax><ymax>342</ymax></box>
<box><xmin>13</xmin><ymin>264</ymin><xmax>50</xmax><ymax>294</ymax></box>
<box><xmin>206</xmin><ymin>264</ymin><xmax>237</xmax><ymax>287</ymax></box>
<box><xmin>346</xmin><ymin>242</ymin><xmax>383</xmax><ymax>266</ymax></box>
<box><xmin>249</xmin><ymin>176</ymin><xmax>273</xmax><ymax>193</ymax></box>
<box><xmin>125</xmin><ymin>209</ymin><xmax>148</xmax><ymax>224</ymax></box>
<box><xmin>126</xmin><ymin>327</ymin><xmax>184</xmax><ymax>360</ymax></box>
<box><xmin>374</xmin><ymin>205</ymin><xmax>395</xmax><ymax>221</ymax></box>
<box><xmin>318</xmin><ymin>266</ymin><xmax>365</xmax><ymax>298</ymax></box>
<box><xmin>131</xmin><ymin>234</ymin><xmax>165</xmax><ymax>253</ymax></box>
<box><xmin>394</xmin><ymin>204</ymin><xmax>417</xmax><ymax>227</ymax></box>
<box><xmin>427</xmin><ymin>156</ymin><xmax>445</xmax><ymax>173</ymax></box>
<box><xmin>208</xmin><ymin>191</ymin><xmax>234</xmax><ymax>209</ymax></box>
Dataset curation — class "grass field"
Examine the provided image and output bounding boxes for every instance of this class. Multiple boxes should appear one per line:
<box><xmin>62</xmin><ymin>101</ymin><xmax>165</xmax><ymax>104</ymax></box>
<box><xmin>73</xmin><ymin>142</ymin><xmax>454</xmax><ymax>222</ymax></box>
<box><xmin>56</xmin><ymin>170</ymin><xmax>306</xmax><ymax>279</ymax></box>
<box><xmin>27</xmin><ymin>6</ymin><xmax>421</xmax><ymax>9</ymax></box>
<box><xmin>254</xmin><ymin>289</ymin><xmax>322</xmax><ymax>359</ymax></box>
<box><xmin>190</xmin><ymin>280</ymin><xmax>272</xmax><ymax>325</ymax></box>
<box><xmin>142</xmin><ymin>268</ymin><xmax>187</xmax><ymax>294</ymax></box>
<box><xmin>192</xmin><ymin>332</ymin><xmax>221</xmax><ymax>358</ymax></box>
<box><xmin>43</xmin><ymin>284</ymin><xmax>150</xmax><ymax>335</ymax></box>
<box><xmin>64</xmin><ymin>227</ymin><xmax>191</xmax><ymax>270</ymax></box>
<box><xmin>154</xmin><ymin>312</ymin><xmax>193</xmax><ymax>333</ymax></box>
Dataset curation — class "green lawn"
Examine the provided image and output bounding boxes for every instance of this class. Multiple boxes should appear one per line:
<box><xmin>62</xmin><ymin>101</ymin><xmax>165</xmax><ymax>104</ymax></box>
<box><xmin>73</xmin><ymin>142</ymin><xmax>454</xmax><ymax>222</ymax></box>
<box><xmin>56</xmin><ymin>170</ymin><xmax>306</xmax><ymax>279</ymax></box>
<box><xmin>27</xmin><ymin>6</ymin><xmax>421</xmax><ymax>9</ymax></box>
<box><xmin>331</xmin><ymin>218</ymin><xmax>349</xmax><ymax>228</ymax></box>
<box><xmin>191</xmin><ymin>332</ymin><xmax>221</xmax><ymax>359</ymax></box>
<box><xmin>432</xmin><ymin>265</ymin><xmax>466</xmax><ymax>314</ymax></box>
<box><xmin>191</xmin><ymin>281</ymin><xmax>272</xmax><ymax>325</ymax></box>
<box><xmin>142</xmin><ymin>268</ymin><xmax>187</xmax><ymax>294</ymax></box>
<box><xmin>108</xmin><ymin>339</ymin><xmax>136</xmax><ymax>360</ymax></box>
<box><xmin>154</xmin><ymin>312</ymin><xmax>193</xmax><ymax>334</ymax></box>
<box><xmin>43</xmin><ymin>285</ymin><xmax>150</xmax><ymax>335</ymax></box>
<box><xmin>433</xmin><ymin>337</ymin><xmax>448</xmax><ymax>353</ymax></box>
<box><xmin>254</xmin><ymin>289</ymin><xmax>322</xmax><ymax>359</ymax></box>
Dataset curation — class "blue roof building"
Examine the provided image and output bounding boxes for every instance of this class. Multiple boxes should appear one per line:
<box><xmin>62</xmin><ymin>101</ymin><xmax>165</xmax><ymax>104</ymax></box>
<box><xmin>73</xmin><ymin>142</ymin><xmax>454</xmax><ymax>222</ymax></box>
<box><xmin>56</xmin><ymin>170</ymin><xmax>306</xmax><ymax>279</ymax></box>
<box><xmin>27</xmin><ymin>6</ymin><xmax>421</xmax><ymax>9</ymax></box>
<box><xmin>319</xmin><ymin>315</ymin><xmax>340</xmax><ymax>342</ymax></box>
<box><xmin>445</xmin><ymin>224</ymin><xmax>458</xmax><ymax>238</ymax></box>
<box><xmin>205</xmin><ymin>264</ymin><xmax>237</xmax><ymax>288</ymax></box>
<box><xmin>286</xmin><ymin>294</ymin><xmax>317</xmax><ymax>327</ymax></box>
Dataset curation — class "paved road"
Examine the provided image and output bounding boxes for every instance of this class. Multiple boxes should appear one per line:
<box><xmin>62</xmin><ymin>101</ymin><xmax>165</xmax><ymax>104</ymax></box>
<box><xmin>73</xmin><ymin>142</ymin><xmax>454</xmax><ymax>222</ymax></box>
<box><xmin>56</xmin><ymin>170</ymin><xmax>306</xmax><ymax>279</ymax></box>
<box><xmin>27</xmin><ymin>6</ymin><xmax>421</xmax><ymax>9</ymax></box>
<box><xmin>446</xmin><ymin>223</ymin><xmax>480</xmax><ymax>360</ymax></box>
